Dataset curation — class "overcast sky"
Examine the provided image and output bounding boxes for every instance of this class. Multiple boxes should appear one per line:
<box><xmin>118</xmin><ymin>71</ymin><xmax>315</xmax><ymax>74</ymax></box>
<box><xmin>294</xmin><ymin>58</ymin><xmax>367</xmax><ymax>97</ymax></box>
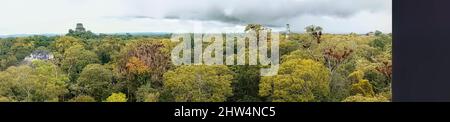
<box><xmin>0</xmin><ymin>0</ymin><xmax>391</xmax><ymax>35</ymax></box>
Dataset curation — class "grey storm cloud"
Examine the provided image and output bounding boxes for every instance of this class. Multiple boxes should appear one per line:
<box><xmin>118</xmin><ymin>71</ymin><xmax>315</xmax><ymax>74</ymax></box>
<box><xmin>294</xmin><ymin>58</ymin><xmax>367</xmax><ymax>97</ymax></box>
<box><xmin>127</xmin><ymin>0</ymin><xmax>390</xmax><ymax>27</ymax></box>
<box><xmin>0</xmin><ymin>0</ymin><xmax>391</xmax><ymax>35</ymax></box>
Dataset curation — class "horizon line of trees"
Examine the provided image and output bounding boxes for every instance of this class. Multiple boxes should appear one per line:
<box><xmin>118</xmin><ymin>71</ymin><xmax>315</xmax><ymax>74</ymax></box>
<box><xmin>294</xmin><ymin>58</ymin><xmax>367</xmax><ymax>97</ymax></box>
<box><xmin>0</xmin><ymin>24</ymin><xmax>392</xmax><ymax>102</ymax></box>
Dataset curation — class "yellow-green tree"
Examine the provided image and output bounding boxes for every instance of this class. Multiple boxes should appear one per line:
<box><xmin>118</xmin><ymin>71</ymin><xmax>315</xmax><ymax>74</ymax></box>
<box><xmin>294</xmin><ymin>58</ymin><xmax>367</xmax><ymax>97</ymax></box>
<box><xmin>351</xmin><ymin>79</ymin><xmax>375</xmax><ymax>97</ymax></box>
<box><xmin>163</xmin><ymin>65</ymin><xmax>233</xmax><ymax>102</ymax></box>
<box><xmin>348</xmin><ymin>70</ymin><xmax>375</xmax><ymax>97</ymax></box>
<box><xmin>105</xmin><ymin>92</ymin><xmax>127</xmax><ymax>102</ymax></box>
<box><xmin>259</xmin><ymin>59</ymin><xmax>330</xmax><ymax>102</ymax></box>
<box><xmin>52</xmin><ymin>36</ymin><xmax>84</xmax><ymax>53</ymax></box>
<box><xmin>69</xmin><ymin>95</ymin><xmax>96</xmax><ymax>102</ymax></box>
<box><xmin>0</xmin><ymin>60</ymin><xmax>68</xmax><ymax>102</ymax></box>
<box><xmin>342</xmin><ymin>94</ymin><xmax>388</xmax><ymax>102</ymax></box>
<box><xmin>93</xmin><ymin>38</ymin><xmax>124</xmax><ymax>64</ymax></box>
<box><xmin>136</xmin><ymin>84</ymin><xmax>160</xmax><ymax>102</ymax></box>
<box><xmin>61</xmin><ymin>45</ymin><xmax>100</xmax><ymax>81</ymax></box>
<box><xmin>0</xmin><ymin>96</ymin><xmax>11</xmax><ymax>102</ymax></box>
<box><xmin>74</xmin><ymin>64</ymin><xmax>114</xmax><ymax>101</ymax></box>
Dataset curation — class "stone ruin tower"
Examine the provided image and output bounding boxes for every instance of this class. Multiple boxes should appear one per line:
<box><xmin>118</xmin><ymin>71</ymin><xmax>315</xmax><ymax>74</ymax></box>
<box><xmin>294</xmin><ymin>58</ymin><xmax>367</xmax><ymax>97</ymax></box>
<box><xmin>75</xmin><ymin>23</ymin><xmax>86</xmax><ymax>32</ymax></box>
